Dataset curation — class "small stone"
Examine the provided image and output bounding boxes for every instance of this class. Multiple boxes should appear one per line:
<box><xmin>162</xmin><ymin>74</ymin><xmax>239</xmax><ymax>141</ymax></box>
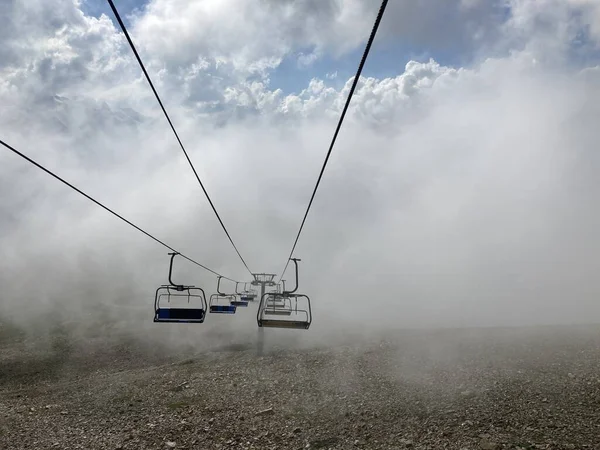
<box><xmin>255</xmin><ymin>407</ymin><xmax>274</xmax><ymax>416</ymax></box>
<box><xmin>480</xmin><ymin>441</ymin><xmax>498</xmax><ymax>450</ymax></box>
<box><xmin>166</xmin><ymin>442</ymin><xmax>176</xmax><ymax>448</ymax></box>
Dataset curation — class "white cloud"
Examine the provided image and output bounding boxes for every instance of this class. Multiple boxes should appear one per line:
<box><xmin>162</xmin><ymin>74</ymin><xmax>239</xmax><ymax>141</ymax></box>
<box><xmin>131</xmin><ymin>0</ymin><xmax>370</xmax><ymax>73</ymax></box>
<box><xmin>568</xmin><ymin>0</ymin><xmax>600</xmax><ymax>42</ymax></box>
<box><xmin>297</xmin><ymin>50</ymin><xmax>320</xmax><ymax>68</ymax></box>
<box><xmin>1</xmin><ymin>0</ymin><xmax>600</xmax><ymax>343</ymax></box>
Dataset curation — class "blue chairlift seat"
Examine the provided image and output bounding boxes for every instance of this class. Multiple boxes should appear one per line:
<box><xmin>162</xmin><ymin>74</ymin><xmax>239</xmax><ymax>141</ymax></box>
<box><xmin>209</xmin><ymin>293</ymin><xmax>237</xmax><ymax>314</ymax></box>
<box><xmin>153</xmin><ymin>285</ymin><xmax>207</xmax><ymax>324</ymax></box>
<box><xmin>210</xmin><ymin>304</ymin><xmax>237</xmax><ymax>314</ymax></box>
<box><xmin>230</xmin><ymin>299</ymin><xmax>249</xmax><ymax>307</ymax></box>
<box><xmin>155</xmin><ymin>307</ymin><xmax>206</xmax><ymax>322</ymax></box>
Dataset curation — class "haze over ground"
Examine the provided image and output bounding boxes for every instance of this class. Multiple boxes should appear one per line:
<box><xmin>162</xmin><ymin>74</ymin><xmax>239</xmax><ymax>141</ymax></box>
<box><xmin>1</xmin><ymin>0</ymin><xmax>600</xmax><ymax>346</ymax></box>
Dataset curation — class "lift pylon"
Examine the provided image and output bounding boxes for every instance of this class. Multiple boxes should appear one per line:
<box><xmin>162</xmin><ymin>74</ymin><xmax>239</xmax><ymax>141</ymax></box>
<box><xmin>251</xmin><ymin>273</ymin><xmax>277</xmax><ymax>310</ymax></box>
<box><xmin>251</xmin><ymin>273</ymin><xmax>277</xmax><ymax>355</ymax></box>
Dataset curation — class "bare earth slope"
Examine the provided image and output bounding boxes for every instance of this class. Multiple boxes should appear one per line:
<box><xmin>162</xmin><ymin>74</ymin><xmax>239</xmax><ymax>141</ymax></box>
<box><xmin>1</xmin><ymin>324</ymin><xmax>600</xmax><ymax>449</ymax></box>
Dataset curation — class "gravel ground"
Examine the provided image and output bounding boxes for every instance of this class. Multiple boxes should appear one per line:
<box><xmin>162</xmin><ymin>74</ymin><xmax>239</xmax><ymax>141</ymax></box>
<box><xmin>1</xmin><ymin>323</ymin><xmax>600</xmax><ymax>449</ymax></box>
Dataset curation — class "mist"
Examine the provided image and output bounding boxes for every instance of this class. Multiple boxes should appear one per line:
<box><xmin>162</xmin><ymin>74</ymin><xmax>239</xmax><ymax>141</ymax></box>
<box><xmin>1</xmin><ymin>0</ymin><xmax>600</xmax><ymax>354</ymax></box>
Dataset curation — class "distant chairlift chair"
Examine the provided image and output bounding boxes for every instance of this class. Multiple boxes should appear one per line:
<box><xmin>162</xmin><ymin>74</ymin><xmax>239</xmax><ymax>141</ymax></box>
<box><xmin>154</xmin><ymin>252</ymin><xmax>207</xmax><ymax>323</ymax></box>
<box><xmin>209</xmin><ymin>276</ymin><xmax>237</xmax><ymax>314</ymax></box>
<box><xmin>266</xmin><ymin>280</ymin><xmax>287</xmax><ymax>309</ymax></box>
<box><xmin>237</xmin><ymin>282</ymin><xmax>257</xmax><ymax>302</ymax></box>
<box><xmin>257</xmin><ymin>258</ymin><xmax>312</xmax><ymax>330</ymax></box>
<box><xmin>231</xmin><ymin>282</ymin><xmax>250</xmax><ymax>307</ymax></box>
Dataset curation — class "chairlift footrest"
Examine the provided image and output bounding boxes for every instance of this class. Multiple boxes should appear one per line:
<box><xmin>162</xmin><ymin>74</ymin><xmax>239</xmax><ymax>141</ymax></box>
<box><xmin>264</xmin><ymin>309</ymin><xmax>292</xmax><ymax>316</ymax></box>
<box><xmin>210</xmin><ymin>305</ymin><xmax>237</xmax><ymax>314</ymax></box>
<box><xmin>258</xmin><ymin>319</ymin><xmax>310</xmax><ymax>329</ymax></box>
<box><xmin>230</xmin><ymin>300</ymin><xmax>249</xmax><ymax>307</ymax></box>
<box><xmin>154</xmin><ymin>308</ymin><xmax>206</xmax><ymax>323</ymax></box>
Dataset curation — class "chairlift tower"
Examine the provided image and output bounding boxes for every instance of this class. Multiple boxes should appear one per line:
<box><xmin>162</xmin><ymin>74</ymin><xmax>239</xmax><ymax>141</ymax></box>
<box><xmin>251</xmin><ymin>273</ymin><xmax>277</xmax><ymax>300</ymax></box>
<box><xmin>251</xmin><ymin>273</ymin><xmax>277</xmax><ymax>355</ymax></box>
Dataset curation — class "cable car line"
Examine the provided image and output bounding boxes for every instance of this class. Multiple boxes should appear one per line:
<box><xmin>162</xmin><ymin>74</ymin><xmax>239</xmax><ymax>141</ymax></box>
<box><xmin>105</xmin><ymin>0</ymin><xmax>253</xmax><ymax>277</ymax></box>
<box><xmin>276</xmin><ymin>0</ymin><xmax>388</xmax><ymax>281</ymax></box>
<box><xmin>0</xmin><ymin>138</ymin><xmax>240</xmax><ymax>283</ymax></box>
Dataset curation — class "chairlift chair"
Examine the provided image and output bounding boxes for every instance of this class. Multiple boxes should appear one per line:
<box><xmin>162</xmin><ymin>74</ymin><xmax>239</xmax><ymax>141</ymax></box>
<box><xmin>265</xmin><ymin>280</ymin><xmax>286</xmax><ymax>308</ymax></box>
<box><xmin>257</xmin><ymin>259</ymin><xmax>312</xmax><ymax>330</ymax></box>
<box><xmin>232</xmin><ymin>282</ymin><xmax>251</xmax><ymax>306</ymax></box>
<box><xmin>154</xmin><ymin>253</ymin><xmax>207</xmax><ymax>323</ymax></box>
<box><xmin>209</xmin><ymin>276</ymin><xmax>237</xmax><ymax>314</ymax></box>
<box><xmin>263</xmin><ymin>296</ymin><xmax>293</xmax><ymax>316</ymax></box>
<box><xmin>237</xmin><ymin>282</ymin><xmax>257</xmax><ymax>302</ymax></box>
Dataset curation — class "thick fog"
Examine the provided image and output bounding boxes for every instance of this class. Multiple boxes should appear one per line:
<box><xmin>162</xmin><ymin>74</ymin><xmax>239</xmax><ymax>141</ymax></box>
<box><xmin>1</xmin><ymin>0</ymin><xmax>600</xmax><ymax>347</ymax></box>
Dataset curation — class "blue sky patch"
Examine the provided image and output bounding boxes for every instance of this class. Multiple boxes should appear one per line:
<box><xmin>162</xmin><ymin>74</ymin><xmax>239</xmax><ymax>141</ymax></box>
<box><xmin>266</xmin><ymin>38</ymin><xmax>462</xmax><ymax>96</ymax></box>
<box><xmin>81</xmin><ymin>0</ymin><xmax>147</xmax><ymax>25</ymax></box>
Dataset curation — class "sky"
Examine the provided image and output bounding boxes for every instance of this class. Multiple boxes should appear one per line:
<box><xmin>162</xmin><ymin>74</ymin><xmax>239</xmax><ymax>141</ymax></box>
<box><xmin>1</xmin><ymin>0</ymin><xmax>600</xmax><ymax>342</ymax></box>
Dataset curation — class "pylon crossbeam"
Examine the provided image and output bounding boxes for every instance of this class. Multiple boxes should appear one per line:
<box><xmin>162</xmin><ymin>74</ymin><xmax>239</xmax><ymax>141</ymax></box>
<box><xmin>251</xmin><ymin>273</ymin><xmax>276</xmax><ymax>286</ymax></box>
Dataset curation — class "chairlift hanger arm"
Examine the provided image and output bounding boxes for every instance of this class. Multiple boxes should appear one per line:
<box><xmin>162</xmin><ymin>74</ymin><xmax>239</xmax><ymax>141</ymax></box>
<box><xmin>168</xmin><ymin>252</ymin><xmax>182</xmax><ymax>287</ymax></box>
<box><xmin>217</xmin><ymin>276</ymin><xmax>225</xmax><ymax>295</ymax></box>
<box><xmin>283</xmin><ymin>258</ymin><xmax>300</xmax><ymax>295</ymax></box>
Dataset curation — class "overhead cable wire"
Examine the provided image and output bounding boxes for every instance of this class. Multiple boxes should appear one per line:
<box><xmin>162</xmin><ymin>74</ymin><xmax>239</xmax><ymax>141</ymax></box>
<box><xmin>277</xmin><ymin>0</ymin><xmax>388</xmax><ymax>281</ymax></box>
<box><xmin>0</xmin><ymin>138</ymin><xmax>240</xmax><ymax>283</ymax></box>
<box><xmin>105</xmin><ymin>0</ymin><xmax>253</xmax><ymax>277</ymax></box>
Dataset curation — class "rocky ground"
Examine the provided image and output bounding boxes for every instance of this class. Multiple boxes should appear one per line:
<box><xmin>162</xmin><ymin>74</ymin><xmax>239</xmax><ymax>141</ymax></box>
<box><xmin>1</xmin><ymin>322</ymin><xmax>600</xmax><ymax>450</ymax></box>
